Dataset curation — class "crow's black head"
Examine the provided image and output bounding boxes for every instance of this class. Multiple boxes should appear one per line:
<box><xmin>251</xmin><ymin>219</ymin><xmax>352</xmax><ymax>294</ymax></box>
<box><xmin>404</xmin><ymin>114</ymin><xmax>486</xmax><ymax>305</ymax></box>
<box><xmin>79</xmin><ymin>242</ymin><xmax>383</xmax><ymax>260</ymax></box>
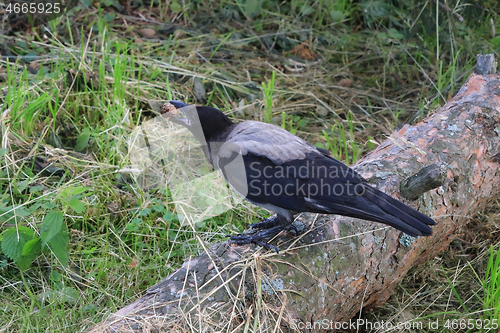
<box><xmin>162</xmin><ymin>101</ymin><xmax>234</xmax><ymax>142</ymax></box>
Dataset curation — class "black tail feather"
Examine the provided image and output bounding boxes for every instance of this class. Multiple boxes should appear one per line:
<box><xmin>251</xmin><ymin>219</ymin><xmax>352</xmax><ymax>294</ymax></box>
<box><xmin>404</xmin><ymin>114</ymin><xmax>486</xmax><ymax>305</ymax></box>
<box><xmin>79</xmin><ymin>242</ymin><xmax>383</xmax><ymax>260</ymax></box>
<box><xmin>306</xmin><ymin>186</ymin><xmax>435</xmax><ymax>237</ymax></box>
<box><xmin>362</xmin><ymin>186</ymin><xmax>434</xmax><ymax>236</ymax></box>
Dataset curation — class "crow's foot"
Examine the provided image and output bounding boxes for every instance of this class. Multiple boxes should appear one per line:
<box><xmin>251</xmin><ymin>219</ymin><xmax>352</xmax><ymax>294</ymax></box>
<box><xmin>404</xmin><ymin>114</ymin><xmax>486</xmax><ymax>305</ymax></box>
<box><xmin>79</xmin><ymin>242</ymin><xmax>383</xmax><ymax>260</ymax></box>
<box><xmin>248</xmin><ymin>214</ymin><xmax>279</xmax><ymax>230</ymax></box>
<box><xmin>227</xmin><ymin>224</ymin><xmax>298</xmax><ymax>253</ymax></box>
<box><xmin>228</xmin><ymin>225</ymin><xmax>285</xmax><ymax>252</ymax></box>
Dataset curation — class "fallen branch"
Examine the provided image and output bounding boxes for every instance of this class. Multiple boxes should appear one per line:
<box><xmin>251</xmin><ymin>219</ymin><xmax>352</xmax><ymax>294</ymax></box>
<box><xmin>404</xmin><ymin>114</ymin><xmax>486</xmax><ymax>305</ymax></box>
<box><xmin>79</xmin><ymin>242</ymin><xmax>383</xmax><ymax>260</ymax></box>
<box><xmin>88</xmin><ymin>55</ymin><xmax>500</xmax><ymax>333</ymax></box>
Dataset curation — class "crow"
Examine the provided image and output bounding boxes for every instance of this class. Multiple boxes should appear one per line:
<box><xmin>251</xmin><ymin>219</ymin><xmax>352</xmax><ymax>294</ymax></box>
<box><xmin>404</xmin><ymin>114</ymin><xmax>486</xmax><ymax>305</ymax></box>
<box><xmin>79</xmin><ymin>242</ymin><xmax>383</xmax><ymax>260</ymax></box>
<box><xmin>161</xmin><ymin>101</ymin><xmax>436</xmax><ymax>251</ymax></box>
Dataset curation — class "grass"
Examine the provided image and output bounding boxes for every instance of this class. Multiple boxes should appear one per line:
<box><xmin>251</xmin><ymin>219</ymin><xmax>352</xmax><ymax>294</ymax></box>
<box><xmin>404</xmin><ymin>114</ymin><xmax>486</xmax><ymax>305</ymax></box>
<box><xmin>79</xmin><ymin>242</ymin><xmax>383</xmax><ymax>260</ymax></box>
<box><xmin>0</xmin><ymin>0</ymin><xmax>499</xmax><ymax>332</ymax></box>
<box><xmin>482</xmin><ymin>245</ymin><xmax>500</xmax><ymax>323</ymax></box>
<box><xmin>262</xmin><ymin>71</ymin><xmax>276</xmax><ymax>123</ymax></box>
<box><xmin>320</xmin><ymin>111</ymin><xmax>360</xmax><ymax>165</ymax></box>
<box><xmin>367</xmin><ymin>230</ymin><xmax>500</xmax><ymax>333</ymax></box>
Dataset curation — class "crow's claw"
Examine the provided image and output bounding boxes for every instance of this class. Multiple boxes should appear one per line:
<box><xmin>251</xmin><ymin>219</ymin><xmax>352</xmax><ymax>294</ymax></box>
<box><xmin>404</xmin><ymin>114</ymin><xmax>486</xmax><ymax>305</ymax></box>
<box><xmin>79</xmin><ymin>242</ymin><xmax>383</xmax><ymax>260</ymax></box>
<box><xmin>254</xmin><ymin>240</ymin><xmax>279</xmax><ymax>252</ymax></box>
<box><xmin>285</xmin><ymin>224</ymin><xmax>299</xmax><ymax>235</ymax></box>
<box><xmin>229</xmin><ymin>234</ymin><xmax>279</xmax><ymax>252</ymax></box>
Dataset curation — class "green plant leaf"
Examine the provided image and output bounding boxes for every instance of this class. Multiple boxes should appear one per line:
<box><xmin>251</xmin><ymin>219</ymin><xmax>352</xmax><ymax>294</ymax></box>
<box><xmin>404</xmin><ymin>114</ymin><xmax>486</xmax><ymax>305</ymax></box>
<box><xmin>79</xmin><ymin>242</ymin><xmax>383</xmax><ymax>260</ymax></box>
<box><xmin>103</xmin><ymin>12</ymin><xmax>115</xmax><ymax>22</ymax></box>
<box><xmin>41</xmin><ymin>202</ymin><xmax>56</xmax><ymax>210</ymax></box>
<box><xmin>58</xmin><ymin>186</ymin><xmax>88</xmax><ymax>200</ymax></box>
<box><xmin>17</xmin><ymin>236</ymin><xmax>40</xmax><ymax>270</ymax></box>
<box><xmin>29</xmin><ymin>185</ymin><xmax>45</xmax><ymax>193</ymax></box>
<box><xmin>329</xmin><ymin>10</ymin><xmax>344</xmax><ymax>22</ymax></box>
<box><xmin>47</xmin><ymin>231</ymin><xmax>69</xmax><ymax>266</ymax></box>
<box><xmin>37</xmin><ymin>287</ymin><xmax>79</xmax><ymax>304</ymax></box>
<box><xmin>15</xmin><ymin>206</ymin><xmax>32</xmax><ymax>217</ymax></box>
<box><xmin>17</xmin><ymin>253</ymin><xmax>37</xmax><ymax>270</ymax></box>
<box><xmin>60</xmin><ymin>287</ymin><xmax>79</xmax><ymax>304</ymax></box>
<box><xmin>70</xmin><ymin>186</ymin><xmax>89</xmax><ymax>196</ymax></box>
<box><xmin>68</xmin><ymin>198</ymin><xmax>86</xmax><ymax>214</ymax></box>
<box><xmin>388</xmin><ymin>28</ymin><xmax>403</xmax><ymax>40</ymax></box>
<box><xmin>360</xmin><ymin>0</ymin><xmax>392</xmax><ymax>19</ymax></box>
<box><xmin>40</xmin><ymin>210</ymin><xmax>64</xmax><ymax>245</ymax></box>
<box><xmin>170</xmin><ymin>0</ymin><xmax>181</xmax><ymax>13</ymax></box>
<box><xmin>243</xmin><ymin>0</ymin><xmax>262</xmax><ymax>18</ymax></box>
<box><xmin>22</xmin><ymin>237</ymin><xmax>41</xmax><ymax>256</ymax></box>
<box><xmin>1</xmin><ymin>226</ymin><xmax>35</xmax><ymax>261</ymax></box>
<box><xmin>50</xmin><ymin>270</ymin><xmax>62</xmax><ymax>283</ymax></box>
<box><xmin>75</xmin><ymin>128</ymin><xmax>91</xmax><ymax>151</ymax></box>
<box><xmin>492</xmin><ymin>36</ymin><xmax>500</xmax><ymax>49</ymax></box>
<box><xmin>16</xmin><ymin>180</ymin><xmax>29</xmax><ymax>192</ymax></box>
<box><xmin>139</xmin><ymin>208</ymin><xmax>151</xmax><ymax>216</ymax></box>
<box><xmin>0</xmin><ymin>205</ymin><xmax>15</xmax><ymax>223</ymax></box>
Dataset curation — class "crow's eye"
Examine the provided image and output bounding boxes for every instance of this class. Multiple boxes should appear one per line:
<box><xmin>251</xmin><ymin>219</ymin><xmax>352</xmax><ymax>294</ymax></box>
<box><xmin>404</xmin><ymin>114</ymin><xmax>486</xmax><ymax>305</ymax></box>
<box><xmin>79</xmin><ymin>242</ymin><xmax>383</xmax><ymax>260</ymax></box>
<box><xmin>161</xmin><ymin>102</ymin><xmax>179</xmax><ymax>117</ymax></box>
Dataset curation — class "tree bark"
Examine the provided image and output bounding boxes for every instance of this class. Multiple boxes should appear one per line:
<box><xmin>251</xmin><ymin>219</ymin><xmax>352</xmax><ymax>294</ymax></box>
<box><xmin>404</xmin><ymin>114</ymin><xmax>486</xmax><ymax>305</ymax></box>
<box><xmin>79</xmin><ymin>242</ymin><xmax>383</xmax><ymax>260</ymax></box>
<box><xmin>88</xmin><ymin>57</ymin><xmax>500</xmax><ymax>333</ymax></box>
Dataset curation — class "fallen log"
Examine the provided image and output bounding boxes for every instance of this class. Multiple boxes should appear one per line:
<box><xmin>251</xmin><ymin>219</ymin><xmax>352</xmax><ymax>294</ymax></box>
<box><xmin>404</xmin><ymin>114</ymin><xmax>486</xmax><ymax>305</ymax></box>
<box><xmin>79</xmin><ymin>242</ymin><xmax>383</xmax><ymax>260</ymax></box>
<box><xmin>88</xmin><ymin>54</ymin><xmax>500</xmax><ymax>332</ymax></box>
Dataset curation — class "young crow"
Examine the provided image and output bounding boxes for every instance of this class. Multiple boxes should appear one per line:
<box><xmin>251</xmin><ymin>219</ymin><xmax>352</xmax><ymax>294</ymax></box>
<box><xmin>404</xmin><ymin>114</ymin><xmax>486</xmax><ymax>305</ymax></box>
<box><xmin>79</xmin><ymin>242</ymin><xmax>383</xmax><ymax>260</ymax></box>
<box><xmin>161</xmin><ymin>101</ymin><xmax>436</xmax><ymax>251</ymax></box>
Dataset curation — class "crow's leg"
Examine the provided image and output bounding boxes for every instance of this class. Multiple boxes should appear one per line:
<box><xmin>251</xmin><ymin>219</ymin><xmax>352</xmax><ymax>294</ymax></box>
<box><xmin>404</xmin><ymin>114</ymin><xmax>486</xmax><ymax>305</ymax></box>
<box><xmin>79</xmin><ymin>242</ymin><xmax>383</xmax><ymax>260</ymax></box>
<box><xmin>249</xmin><ymin>214</ymin><xmax>280</xmax><ymax>229</ymax></box>
<box><xmin>249</xmin><ymin>214</ymin><xmax>299</xmax><ymax>234</ymax></box>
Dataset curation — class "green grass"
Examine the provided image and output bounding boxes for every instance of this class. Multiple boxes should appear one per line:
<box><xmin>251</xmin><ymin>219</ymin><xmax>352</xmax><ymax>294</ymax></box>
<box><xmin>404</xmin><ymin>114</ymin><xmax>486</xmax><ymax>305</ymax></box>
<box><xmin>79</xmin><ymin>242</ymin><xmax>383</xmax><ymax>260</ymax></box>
<box><xmin>0</xmin><ymin>0</ymin><xmax>499</xmax><ymax>332</ymax></box>
<box><xmin>320</xmin><ymin>112</ymin><xmax>360</xmax><ymax>165</ymax></box>
<box><xmin>262</xmin><ymin>71</ymin><xmax>276</xmax><ymax>123</ymax></box>
<box><xmin>483</xmin><ymin>245</ymin><xmax>500</xmax><ymax>323</ymax></box>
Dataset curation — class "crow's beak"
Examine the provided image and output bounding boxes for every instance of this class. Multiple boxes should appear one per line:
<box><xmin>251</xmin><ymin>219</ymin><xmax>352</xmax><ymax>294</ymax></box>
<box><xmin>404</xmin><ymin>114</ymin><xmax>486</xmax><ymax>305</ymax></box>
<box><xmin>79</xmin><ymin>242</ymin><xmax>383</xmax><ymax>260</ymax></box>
<box><xmin>161</xmin><ymin>101</ymin><xmax>196</xmax><ymax>127</ymax></box>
